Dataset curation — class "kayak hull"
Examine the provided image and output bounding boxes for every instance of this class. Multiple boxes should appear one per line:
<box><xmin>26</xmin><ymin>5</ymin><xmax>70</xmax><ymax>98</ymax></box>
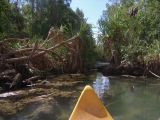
<box><xmin>69</xmin><ymin>85</ymin><xmax>113</xmax><ymax>120</ymax></box>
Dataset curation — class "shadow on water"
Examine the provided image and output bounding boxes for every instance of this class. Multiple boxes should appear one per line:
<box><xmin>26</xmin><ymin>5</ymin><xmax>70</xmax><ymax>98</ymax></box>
<box><xmin>0</xmin><ymin>72</ymin><xmax>160</xmax><ymax>120</ymax></box>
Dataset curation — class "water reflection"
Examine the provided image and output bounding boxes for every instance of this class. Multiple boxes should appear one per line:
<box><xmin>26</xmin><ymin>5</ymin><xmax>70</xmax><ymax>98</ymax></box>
<box><xmin>0</xmin><ymin>73</ymin><xmax>160</xmax><ymax>120</ymax></box>
<box><xmin>93</xmin><ymin>73</ymin><xmax>110</xmax><ymax>99</ymax></box>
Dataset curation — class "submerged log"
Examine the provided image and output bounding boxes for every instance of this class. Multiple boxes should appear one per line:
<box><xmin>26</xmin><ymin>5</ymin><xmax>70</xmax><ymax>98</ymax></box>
<box><xmin>149</xmin><ymin>70</ymin><xmax>160</xmax><ymax>79</ymax></box>
<box><xmin>23</xmin><ymin>76</ymin><xmax>40</xmax><ymax>84</ymax></box>
<box><xmin>0</xmin><ymin>69</ymin><xmax>16</xmax><ymax>76</ymax></box>
<box><xmin>10</xmin><ymin>73</ymin><xmax>22</xmax><ymax>88</ymax></box>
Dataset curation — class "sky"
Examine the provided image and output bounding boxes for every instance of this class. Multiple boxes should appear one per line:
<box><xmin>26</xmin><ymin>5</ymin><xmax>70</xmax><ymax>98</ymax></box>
<box><xmin>71</xmin><ymin>0</ymin><xmax>108</xmax><ymax>36</ymax></box>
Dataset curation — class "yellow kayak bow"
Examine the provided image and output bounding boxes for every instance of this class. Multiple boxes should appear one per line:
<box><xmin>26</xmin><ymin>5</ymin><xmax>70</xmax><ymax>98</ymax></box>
<box><xmin>69</xmin><ymin>85</ymin><xmax>113</xmax><ymax>120</ymax></box>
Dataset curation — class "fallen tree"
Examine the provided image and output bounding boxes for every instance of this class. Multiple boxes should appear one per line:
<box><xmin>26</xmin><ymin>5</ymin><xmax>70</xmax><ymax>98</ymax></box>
<box><xmin>0</xmin><ymin>28</ymin><xmax>84</xmax><ymax>92</ymax></box>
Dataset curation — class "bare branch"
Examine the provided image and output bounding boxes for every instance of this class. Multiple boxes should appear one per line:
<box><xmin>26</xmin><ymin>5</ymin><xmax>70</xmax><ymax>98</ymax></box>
<box><xmin>4</xmin><ymin>35</ymin><xmax>80</xmax><ymax>64</ymax></box>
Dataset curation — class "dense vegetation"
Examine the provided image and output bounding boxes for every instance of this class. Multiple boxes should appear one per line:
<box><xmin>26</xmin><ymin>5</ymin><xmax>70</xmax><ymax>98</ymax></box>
<box><xmin>0</xmin><ymin>0</ymin><xmax>98</xmax><ymax>71</ymax></box>
<box><xmin>0</xmin><ymin>0</ymin><xmax>76</xmax><ymax>38</ymax></box>
<box><xmin>0</xmin><ymin>0</ymin><xmax>100</xmax><ymax>92</ymax></box>
<box><xmin>98</xmin><ymin>0</ymin><xmax>160</xmax><ymax>75</ymax></box>
<box><xmin>0</xmin><ymin>0</ymin><xmax>159</xmax><ymax>76</ymax></box>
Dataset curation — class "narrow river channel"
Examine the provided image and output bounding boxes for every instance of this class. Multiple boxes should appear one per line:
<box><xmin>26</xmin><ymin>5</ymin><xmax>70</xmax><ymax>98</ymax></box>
<box><xmin>1</xmin><ymin>72</ymin><xmax>160</xmax><ymax>120</ymax></box>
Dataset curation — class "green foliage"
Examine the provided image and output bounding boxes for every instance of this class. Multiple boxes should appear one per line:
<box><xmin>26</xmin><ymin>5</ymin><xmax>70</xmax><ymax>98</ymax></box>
<box><xmin>23</xmin><ymin>0</ymin><xmax>81</xmax><ymax>38</ymax></box>
<box><xmin>0</xmin><ymin>0</ymin><xmax>81</xmax><ymax>39</ymax></box>
<box><xmin>99</xmin><ymin>0</ymin><xmax>160</xmax><ymax>63</ymax></box>
<box><xmin>144</xmin><ymin>40</ymin><xmax>160</xmax><ymax>62</ymax></box>
<box><xmin>80</xmin><ymin>24</ymin><xmax>97</xmax><ymax>69</ymax></box>
<box><xmin>0</xmin><ymin>0</ymin><xmax>25</xmax><ymax>38</ymax></box>
<box><xmin>0</xmin><ymin>0</ymin><xmax>98</xmax><ymax>70</ymax></box>
<box><xmin>10</xmin><ymin>42</ymin><xmax>21</xmax><ymax>49</ymax></box>
<box><xmin>0</xmin><ymin>0</ymin><xmax>10</xmax><ymax>36</ymax></box>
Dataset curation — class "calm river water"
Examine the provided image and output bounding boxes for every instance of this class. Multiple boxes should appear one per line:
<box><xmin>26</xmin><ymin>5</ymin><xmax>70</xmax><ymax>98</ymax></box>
<box><xmin>1</xmin><ymin>72</ymin><xmax>160</xmax><ymax>120</ymax></box>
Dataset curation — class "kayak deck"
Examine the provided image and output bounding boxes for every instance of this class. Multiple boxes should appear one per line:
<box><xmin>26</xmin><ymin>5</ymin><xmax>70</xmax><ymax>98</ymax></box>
<box><xmin>69</xmin><ymin>85</ymin><xmax>113</xmax><ymax>120</ymax></box>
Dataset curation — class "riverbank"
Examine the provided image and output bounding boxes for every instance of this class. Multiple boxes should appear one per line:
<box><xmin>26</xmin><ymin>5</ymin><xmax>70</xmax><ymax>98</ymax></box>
<box><xmin>98</xmin><ymin>61</ymin><xmax>160</xmax><ymax>79</ymax></box>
